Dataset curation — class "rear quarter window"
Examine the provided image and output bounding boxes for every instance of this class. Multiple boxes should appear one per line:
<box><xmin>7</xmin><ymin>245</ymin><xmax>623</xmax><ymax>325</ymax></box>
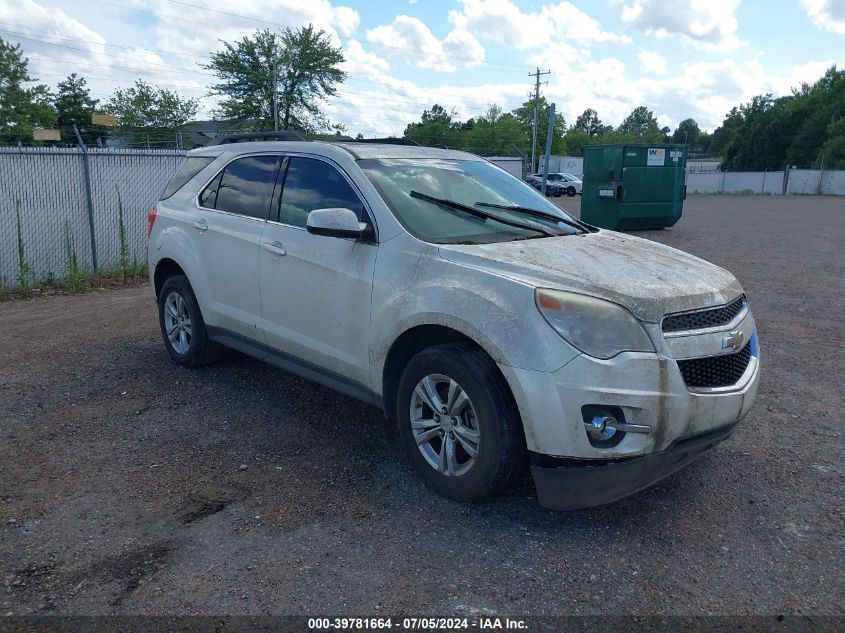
<box><xmin>160</xmin><ymin>156</ymin><xmax>215</xmax><ymax>200</ymax></box>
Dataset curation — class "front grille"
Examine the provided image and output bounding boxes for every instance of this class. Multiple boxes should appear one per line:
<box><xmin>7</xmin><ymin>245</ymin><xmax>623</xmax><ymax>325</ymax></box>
<box><xmin>662</xmin><ymin>295</ymin><xmax>746</xmax><ymax>333</ymax></box>
<box><xmin>677</xmin><ymin>342</ymin><xmax>753</xmax><ymax>389</ymax></box>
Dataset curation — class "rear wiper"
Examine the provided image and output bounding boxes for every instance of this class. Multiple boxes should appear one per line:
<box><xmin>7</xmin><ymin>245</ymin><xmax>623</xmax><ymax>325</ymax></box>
<box><xmin>475</xmin><ymin>202</ymin><xmax>589</xmax><ymax>233</ymax></box>
<box><xmin>409</xmin><ymin>191</ymin><xmax>558</xmax><ymax>237</ymax></box>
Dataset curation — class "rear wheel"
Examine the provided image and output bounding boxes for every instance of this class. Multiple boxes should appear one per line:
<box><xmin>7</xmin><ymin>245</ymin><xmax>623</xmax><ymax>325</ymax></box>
<box><xmin>157</xmin><ymin>274</ymin><xmax>221</xmax><ymax>367</ymax></box>
<box><xmin>396</xmin><ymin>343</ymin><xmax>525</xmax><ymax>501</ymax></box>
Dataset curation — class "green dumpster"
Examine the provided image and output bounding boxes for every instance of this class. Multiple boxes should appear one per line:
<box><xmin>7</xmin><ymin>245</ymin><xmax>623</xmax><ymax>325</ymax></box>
<box><xmin>581</xmin><ymin>144</ymin><xmax>687</xmax><ymax>230</ymax></box>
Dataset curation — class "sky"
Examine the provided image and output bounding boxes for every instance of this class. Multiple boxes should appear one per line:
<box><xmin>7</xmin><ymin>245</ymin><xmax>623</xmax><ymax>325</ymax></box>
<box><xmin>1</xmin><ymin>0</ymin><xmax>844</xmax><ymax>136</ymax></box>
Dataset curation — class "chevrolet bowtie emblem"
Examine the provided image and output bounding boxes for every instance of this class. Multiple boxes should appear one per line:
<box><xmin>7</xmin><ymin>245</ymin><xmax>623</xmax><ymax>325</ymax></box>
<box><xmin>722</xmin><ymin>330</ymin><xmax>744</xmax><ymax>351</ymax></box>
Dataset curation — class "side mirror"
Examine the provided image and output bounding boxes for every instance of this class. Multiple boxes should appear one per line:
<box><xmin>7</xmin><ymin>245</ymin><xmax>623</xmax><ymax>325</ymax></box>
<box><xmin>306</xmin><ymin>208</ymin><xmax>368</xmax><ymax>239</ymax></box>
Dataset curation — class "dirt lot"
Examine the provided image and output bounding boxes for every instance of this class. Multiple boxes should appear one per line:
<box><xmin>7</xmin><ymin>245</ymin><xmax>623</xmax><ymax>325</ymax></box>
<box><xmin>1</xmin><ymin>195</ymin><xmax>843</xmax><ymax>617</ymax></box>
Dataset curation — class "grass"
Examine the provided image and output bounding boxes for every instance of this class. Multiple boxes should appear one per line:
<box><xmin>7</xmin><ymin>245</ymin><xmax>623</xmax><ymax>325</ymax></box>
<box><xmin>2</xmin><ymin>197</ymin><xmax>149</xmax><ymax>300</ymax></box>
<box><xmin>117</xmin><ymin>189</ymin><xmax>131</xmax><ymax>282</ymax></box>
<box><xmin>63</xmin><ymin>219</ymin><xmax>90</xmax><ymax>292</ymax></box>
<box><xmin>15</xmin><ymin>200</ymin><xmax>32</xmax><ymax>297</ymax></box>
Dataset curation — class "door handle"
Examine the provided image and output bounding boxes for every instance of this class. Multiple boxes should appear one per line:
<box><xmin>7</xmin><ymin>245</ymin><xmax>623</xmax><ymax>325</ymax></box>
<box><xmin>263</xmin><ymin>240</ymin><xmax>286</xmax><ymax>256</ymax></box>
<box><xmin>192</xmin><ymin>218</ymin><xmax>208</xmax><ymax>232</ymax></box>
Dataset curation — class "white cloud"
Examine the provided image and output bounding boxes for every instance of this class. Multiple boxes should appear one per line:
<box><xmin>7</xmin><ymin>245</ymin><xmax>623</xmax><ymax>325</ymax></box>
<box><xmin>547</xmin><ymin>2</ymin><xmax>631</xmax><ymax>43</ymax></box>
<box><xmin>366</xmin><ymin>15</ymin><xmax>485</xmax><ymax>71</ymax></box>
<box><xmin>332</xmin><ymin>6</ymin><xmax>360</xmax><ymax>37</ymax></box>
<box><xmin>448</xmin><ymin>0</ymin><xmax>628</xmax><ymax>49</ymax></box>
<box><xmin>801</xmin><ymin>0</ymin><xmax>845</xmax><ymax>35</ymax></box>
<box><xmin>527</xmin><ymin>42</ymin><xmax>592</xmax><ymax>70</ymax></box>
<box><xmin>342</xmin><ymin>39</ymin><xmax>390</xmax><ymax>79</ymax></box>
<box><xmin>638</xmin><ymin>50</ymin><xmax>668</xmax><ymax>74</ymax></box>
<box><xmin>147</xmin><ymin>0</ymin><xmax>360</xmax><ymax>59</ymax></box>
<box><xmin>620</xmin><ymin>0</ymin><xmax>743</xmax><ymax>50</ymax></box>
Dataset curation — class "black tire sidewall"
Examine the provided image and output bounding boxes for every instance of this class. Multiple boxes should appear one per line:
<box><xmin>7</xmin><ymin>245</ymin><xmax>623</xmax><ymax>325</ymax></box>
<box><xmin>567</xmin><ymin>186</ymin><xmax>576</xmax><ymax>197</ymax></box>
<box><xmin>396</xmin><ymin>344</ymin><xmax>521</xmax><ymax>501</ymax></box>
<box><xmin>157</xmin><ymin>275</ymin><xmax>211</xmax><ymax>366</ymax></box>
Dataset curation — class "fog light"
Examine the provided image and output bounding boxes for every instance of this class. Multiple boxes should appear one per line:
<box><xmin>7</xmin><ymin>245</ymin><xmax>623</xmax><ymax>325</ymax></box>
<box><xmin>585</xmin><ymin>416</ymin><xmax>617</xmax><ymax>442</ymax></box>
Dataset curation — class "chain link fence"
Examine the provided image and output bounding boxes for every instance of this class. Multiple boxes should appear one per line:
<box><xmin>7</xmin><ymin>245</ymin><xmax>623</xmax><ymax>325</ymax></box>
<box><xmin>0</xmin><ymin>147</ymin><xmax>186</xmax><ymax>289</ymax></box>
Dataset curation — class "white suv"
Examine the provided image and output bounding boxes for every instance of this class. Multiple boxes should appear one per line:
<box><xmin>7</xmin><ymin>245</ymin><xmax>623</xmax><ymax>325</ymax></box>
<box><xmin>148</xmin><ymin>133</ymin><xmax>759</xmax><ymax>510</ymax></box>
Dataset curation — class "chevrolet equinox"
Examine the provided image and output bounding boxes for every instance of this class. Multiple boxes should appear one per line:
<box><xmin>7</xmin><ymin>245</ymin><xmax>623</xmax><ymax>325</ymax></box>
<box><xmin>147</xmin><ymin>133</ymin><xmax>760</xmax><ymax>510</ymax></box>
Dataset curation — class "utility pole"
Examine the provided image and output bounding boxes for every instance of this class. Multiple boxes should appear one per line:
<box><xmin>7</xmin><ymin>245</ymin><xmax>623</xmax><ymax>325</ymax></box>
<box><xmin>529</xmin><ymin>67</ymin><xmax>551</xmax><ymax>174</ymax></box>
<box><xmin>541</xmin><ymin>103</ymin><xmax>556</xmax><ymax>196</ymax></box>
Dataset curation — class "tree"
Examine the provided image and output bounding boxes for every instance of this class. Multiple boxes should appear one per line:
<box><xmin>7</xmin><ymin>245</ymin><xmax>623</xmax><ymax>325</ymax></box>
<box><xmin>206</xmin><ymin>25</ymin><xmax>346</xmax><ymax>133</ymax></box>
<box><xmin>404</xmin><ymin>104</ymin><xmax>456</xmax><ymax>147</ymax></box>
<box><xmin>618</xmin><ymin>106</ymin><xmax>662</xmax><ymax>141</ymax></box>
<box><xmin>710</xmin><ymin>107</ymin><xmax>742</xmax><ymax>156</ymax></box>
<box><xmin>671</xmin><ymin>118</ymin><xmax>700</xmax><ymax>147</ymax></box>
<box><xmin>573</xmin><ymin>108</ymin><xmax>611</xmax><ymax>137</ymax></box>
<box><xmin>818</xmin><ymin>116</ymin><xmax>845</xmax><ymax>169</ymax></box>
<box><xmin>697</xmin><ymin>130</ymin><xmax>713</xmax><ymax>154</ymax></box>
<box><xmin>54</xmin><ymin>73</ymin><xmax>101</xmax><ymax>145</ymax></box>
<box><xmin>105</xmin><ymin>79</ymin><xmax>198</xmax><ymax>147</ymax></box>
<box><xmin>0</xmin><ymin>37</ymin><xmax>56</xmax><ymax>144</ymax></box>
<box><xmin>462</xmin><ymin>104</ymin><xmax>527</xmax><ymax>155</ymax></box>
<box><xmin>562</xmin><ymin>128</ymin><xmax>591</xmax><ymax>157</ymax></box>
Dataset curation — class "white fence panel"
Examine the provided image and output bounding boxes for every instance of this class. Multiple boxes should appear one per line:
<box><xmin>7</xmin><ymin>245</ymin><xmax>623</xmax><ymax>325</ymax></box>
<box><xmin>0</xmin><ymin>148</ymin><xmax>92</xmax><ymax>285</ymax></box>
<box><xmin>88</xmin><ymin>149</ymin><xmax>185</xmax><ymax>270</ymax></box>
<box><xmin>1</xmin><ymin>147</ymin><xmax>185</xmax><ymax>287</ymax></box>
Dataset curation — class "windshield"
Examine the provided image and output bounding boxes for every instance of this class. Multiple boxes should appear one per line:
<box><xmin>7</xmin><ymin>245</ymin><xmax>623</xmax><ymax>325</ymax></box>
<box><xmin>358</xmin><ymin>158</ymin><xmax>579</xmax><ymax>244</ymax></box>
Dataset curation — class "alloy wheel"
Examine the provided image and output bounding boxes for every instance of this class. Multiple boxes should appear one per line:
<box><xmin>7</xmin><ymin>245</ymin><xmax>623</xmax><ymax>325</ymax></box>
<box><xmin>163</xmin><ymin>291</ymin><xmax>192</xmax><ymax>354</ymax></box>
<box><xmin>409</xmin><ymin>374</ymin><xmax>481</xmax><ymax>477</ymax></box>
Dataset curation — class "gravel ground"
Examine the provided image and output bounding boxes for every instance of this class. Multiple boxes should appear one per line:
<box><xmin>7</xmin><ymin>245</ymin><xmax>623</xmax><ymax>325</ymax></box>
<box><xmin>1</xmin><ymin>195</ymin><xmax>843</xmax><ymax>617</ymax></box>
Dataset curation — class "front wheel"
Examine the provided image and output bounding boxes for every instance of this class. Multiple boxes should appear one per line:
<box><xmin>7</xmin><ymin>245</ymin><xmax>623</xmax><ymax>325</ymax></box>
<box><xmin>567</xmin><ymin>186</ymin><xmax>577</xmax><ymax>197</ymax></box>
<box><xmin>396</xmin><ymin>343</ymin><xmax>525</xmax><ymax>501</ymax></box>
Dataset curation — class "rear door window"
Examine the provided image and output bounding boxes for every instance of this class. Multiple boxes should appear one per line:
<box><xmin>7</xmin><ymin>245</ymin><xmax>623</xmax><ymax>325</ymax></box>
<box><xmin>278</xmin><ymin>157</ymin><xmax>365</xmax><ymax>227</ymax></box>
<box><xmin>212</xmin><ymin>155</ymin><xmax>280</xmax><ymax>220</ymax></box>
<box><xmin>160</xmin><ymin>156</ymin><xmax>214</xmax><ymax>200</ymax></box>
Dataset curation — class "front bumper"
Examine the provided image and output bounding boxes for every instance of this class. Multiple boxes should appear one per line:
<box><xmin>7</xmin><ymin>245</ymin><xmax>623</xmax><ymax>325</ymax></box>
<box><xmin>531</xmin><ymin>420</ymin><xmax>740</xmax><ymax>510</ymax></box>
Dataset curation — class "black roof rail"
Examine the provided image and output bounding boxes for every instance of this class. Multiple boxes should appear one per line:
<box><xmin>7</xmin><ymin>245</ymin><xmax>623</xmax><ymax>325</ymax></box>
<box><xmin>210</xmin><ymin>131</ymin><xmax>310</xmax><ymax>145</ymax></box>
<box><xmin>335</xmin><ymin>137</ymin><xmax>421</xmax><ymax>146</ymax></box>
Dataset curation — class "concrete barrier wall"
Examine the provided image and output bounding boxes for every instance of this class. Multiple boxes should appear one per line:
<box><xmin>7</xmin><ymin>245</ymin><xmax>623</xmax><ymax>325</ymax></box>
<box><xmin>685</xmin><ymin>170</ymin><xmax>845</xmax><ymax>195</ymax></box>
<box><xmin>686</xmin><ymin>171</ymin><xmax>785</xmax><ymax>194</ymax></box>
<box><xmin>785</xmin><ymin>169</ymin><xmax>845</xmax><ymax>195</ymax></box>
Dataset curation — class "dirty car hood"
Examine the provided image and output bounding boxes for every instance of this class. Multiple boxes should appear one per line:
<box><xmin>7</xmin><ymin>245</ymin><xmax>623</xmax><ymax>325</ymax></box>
<box><xmin>437</xmin><ymin>231</ymin><xmax>744</xmax><ymax>322</ymax></box>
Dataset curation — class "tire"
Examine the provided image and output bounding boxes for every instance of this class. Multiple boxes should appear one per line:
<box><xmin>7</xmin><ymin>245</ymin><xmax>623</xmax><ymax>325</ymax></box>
<box><xmin>157</xmin><ymin>274</ymin><xmax>222</xmax><ymax>368</ymax></box>
<box><xmin>396</xmin><ymin>343</ymin><xmax>525</xmax><ymax>502</ymax></box>
<box><xmin>567</xmin><ymin>186</ymin><xmax>576</xmax><ymax>197</ymax></box>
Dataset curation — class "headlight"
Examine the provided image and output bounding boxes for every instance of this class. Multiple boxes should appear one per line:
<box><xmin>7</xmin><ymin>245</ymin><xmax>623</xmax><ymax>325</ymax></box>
<box><xmin>535</xmin><ymin>289</ymin><xmax>654</xmax><ymax>359</ymax></box>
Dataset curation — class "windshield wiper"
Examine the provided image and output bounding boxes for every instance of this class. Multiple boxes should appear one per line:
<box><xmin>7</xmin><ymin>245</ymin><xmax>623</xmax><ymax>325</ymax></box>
<box><xmin>474</xmin><ymin>202</ymin><xmax>589</xmax><ymax>233</ymax></box>
<box><xmin>409</xmin><ymin>191</ymin><xmax>558</xmax><ymax>237</ymax></box>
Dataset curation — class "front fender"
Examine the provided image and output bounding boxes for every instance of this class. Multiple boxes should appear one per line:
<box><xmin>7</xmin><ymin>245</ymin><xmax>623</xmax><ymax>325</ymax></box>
<box><xmin>370</xmin><ymin>238</ymin><xmax>579</xmax><ymax>396</ymax></box>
